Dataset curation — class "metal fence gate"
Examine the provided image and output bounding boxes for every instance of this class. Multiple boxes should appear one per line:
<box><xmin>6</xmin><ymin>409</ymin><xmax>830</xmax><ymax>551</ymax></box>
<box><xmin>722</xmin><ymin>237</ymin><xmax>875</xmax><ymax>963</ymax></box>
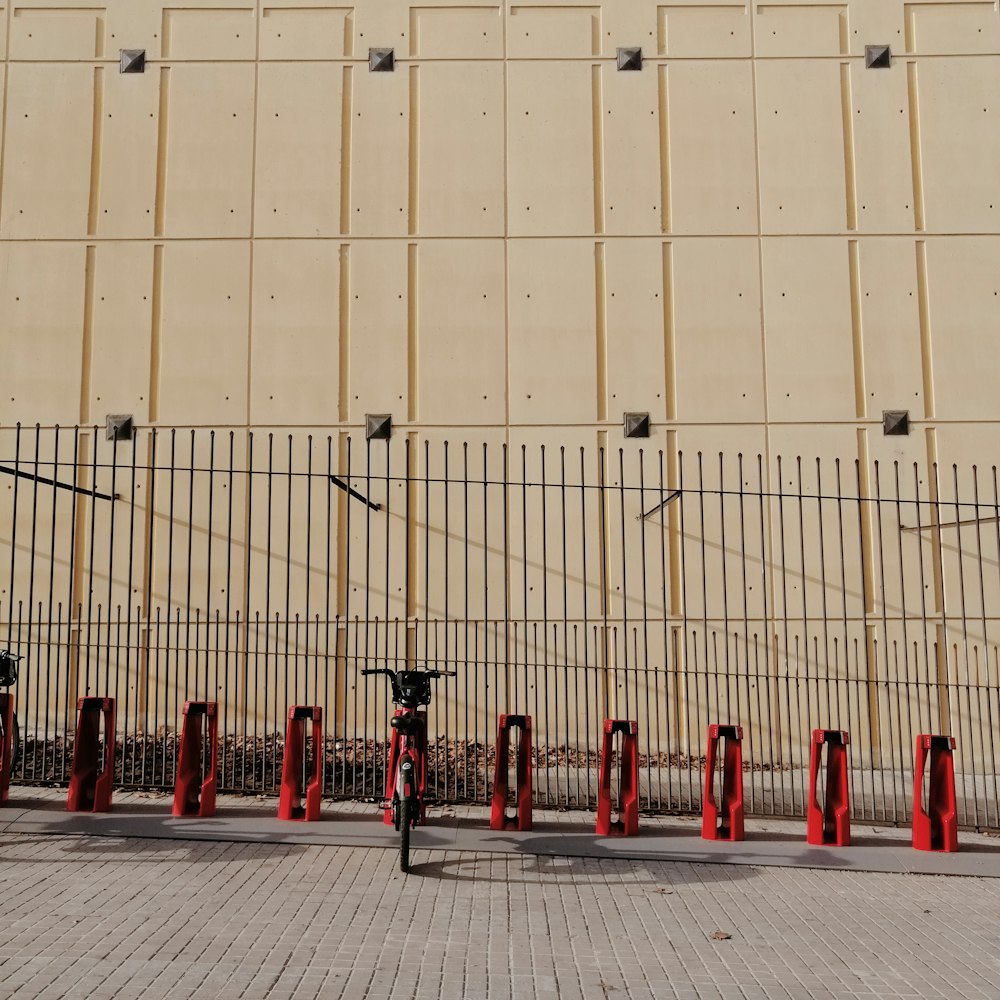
<box><xmin>2</xmin><ymin>424</ymin><xmax>1000</xmax><ymax>828</ymax></box>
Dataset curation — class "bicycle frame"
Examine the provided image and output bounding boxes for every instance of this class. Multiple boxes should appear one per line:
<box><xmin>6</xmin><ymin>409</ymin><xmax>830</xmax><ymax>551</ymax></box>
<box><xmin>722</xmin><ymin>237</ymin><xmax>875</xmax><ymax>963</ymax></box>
<box><xmin>384</xmin><ymin>708</ymin><xmax>428</xmax><ymax>827</ymax></box>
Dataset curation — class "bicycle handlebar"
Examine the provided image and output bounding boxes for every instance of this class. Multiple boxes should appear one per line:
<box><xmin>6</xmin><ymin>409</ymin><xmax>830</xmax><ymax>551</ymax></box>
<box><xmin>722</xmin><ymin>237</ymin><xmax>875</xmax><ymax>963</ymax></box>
<box><xmin>361</xmin><ymin>667</ymin><xmax>457</xmax><ymax>679</ymax></box>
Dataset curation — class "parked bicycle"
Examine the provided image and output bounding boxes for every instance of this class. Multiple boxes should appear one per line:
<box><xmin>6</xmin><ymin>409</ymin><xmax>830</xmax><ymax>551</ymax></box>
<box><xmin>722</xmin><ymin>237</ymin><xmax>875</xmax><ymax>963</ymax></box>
<box><xmin>0</xmin><ymin>650</ymin><xmax>21</xmax><ymax>775</ymax></box>
<box><xmin>361</xmin><ymin>667</ymin><xmax>455</xmax><ymax>873</ymax></box>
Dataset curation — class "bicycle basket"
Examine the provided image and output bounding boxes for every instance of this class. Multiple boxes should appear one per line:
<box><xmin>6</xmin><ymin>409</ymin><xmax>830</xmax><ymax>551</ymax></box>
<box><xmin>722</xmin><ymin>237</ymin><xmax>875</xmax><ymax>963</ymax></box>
<box><xmin>395</xmin><ymin>671</ymin><xmax>433</xmax><ymax>707</ymax></box>
<box><xmin>0</xmin><ymin>651</ymin><xmax>18</xmax><ymax>687</ymax></box>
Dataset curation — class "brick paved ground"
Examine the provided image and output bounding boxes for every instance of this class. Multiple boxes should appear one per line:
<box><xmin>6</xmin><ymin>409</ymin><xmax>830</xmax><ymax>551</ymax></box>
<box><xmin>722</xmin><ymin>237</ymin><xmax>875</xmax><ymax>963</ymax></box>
<box><xmin>2</xmin><ymin>829</ymin><xmax>1000</xmax><ymax>1000</ymax></box>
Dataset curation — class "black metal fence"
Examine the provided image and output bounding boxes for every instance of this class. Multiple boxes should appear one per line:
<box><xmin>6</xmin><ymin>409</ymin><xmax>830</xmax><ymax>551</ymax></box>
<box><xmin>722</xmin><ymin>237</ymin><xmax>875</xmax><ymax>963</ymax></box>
<box><xmin>2</xmin><ymin>424</ymin><xmax>999</xmax><ymax>829</ymax></box>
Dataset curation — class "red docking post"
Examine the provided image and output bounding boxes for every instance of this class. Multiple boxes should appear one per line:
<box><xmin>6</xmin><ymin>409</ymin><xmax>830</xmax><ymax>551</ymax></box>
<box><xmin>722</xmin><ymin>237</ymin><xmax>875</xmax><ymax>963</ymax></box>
<box><xmin>596</xmin><ymin>719</ymin><xmax>639</xmax><ymax>837</ymax></box>
<box><xmin>0</xmin><ymin>692</ymin><xmax>14</xmax><ymax>805</ymax></box>
<box><xmin>913</xmin><ymin>734</ymin><xmax>959</xmax><ymax>852</ymax></box>
<box><xmin>67</xmin><ymin>697</ymin><xmax>116</xmax><ymax>813</ymax></box>
<box><xmin>806</xmin><ymin>729</ymin><xmax>851</xmax><ymax>847</ymax></box>
<box><xmin>490</xmin><ymin>714</ymin><xmax>533</xmax><ymax>831</ymax></box>
<box><xmin>277</xmin><ymin>706</ymin><xmax>323</xmax><ymax>822</ymax></box>
<box><xmin>383</xmin><ymin>709</ymin><xmax>428</xmax><ymax>825</ymax></box>
<box><xmin>172</xmin><ymin>701</ymin><xmax>219</xmax><ymax>818</ymax></box>
<box><xmin>702</xmin><ymin>724</ymin><xmax>745</xmax><ymax>842</ymax></box>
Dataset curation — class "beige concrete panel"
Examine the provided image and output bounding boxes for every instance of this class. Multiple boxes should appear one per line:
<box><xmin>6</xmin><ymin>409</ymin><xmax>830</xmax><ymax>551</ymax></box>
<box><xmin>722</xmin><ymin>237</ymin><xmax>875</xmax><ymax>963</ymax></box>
<box><xmin>8</xmin><ymin>4</ymin><xmax>106</xmax><ymax>59</ymax></box>
<box><xmin>672</xmin><ymin>238</ymin><xmax>764</xmax><ymax>422</ymax></box>
<box><xmin>254</xmin><ymin>63</ymin><xmax>343</xmax><ymax>237</ymax></box>
<box><xmin>337</xmin><ymin>433</ymin><xmax>408</xmax><ymax>638</ymax></box>
<box><xmin>346</xmin><ymin>240</ymin><xmax>408</xmax><ymax>420</ymax></box>
<box><xmin>904</xmin><ymin>1</ymin><xmax>1000</xmax><ymax>55</ymax></box>
<box><xmin>603</xmin><ymin>440</ymin><xmax>672</xmax><ymax>622</ymax></box>
<box><xmin>408</xmin><ymin>4</ymin><xmax>502</xmax><ymax>59</ymax></box>
<box><xmin>145</xmin><ymin>428</ymin><xmax>249</xmax><ymax>624</ymax></box>
<box><xmin>849</xmin><ymin>61</ymin><xmax>915</xmax><ymax>234</ymax></box>
<box><xmin>98</xmin><ymin>66</ymin><xmax>159</xmax><ymax>239</ymax></box>
<box><xmin>104</xmin><ymin>2</ymin><xmax>162</xmax><ymax>50</ymax></box>
<box><xmin>349</xmin><ymin>66</ymin><xmax>409</xmax><ymax>237</ymax></box>
<box><xmin>666</xmin><ymin>62</ymin><xmax>758</xmax><ymax>235</ymax></box>
<box><xmin>250</xmin><ymin>241</ymin><xmax>340</xmax><ymax>426</ymax></box>
<box><xmin>160</xmin><ymin>6</ymin><xmax>255</xmax><ymax>60</ymax></box>
<box><xmin>243</xmin><ymin>428</ymin><xmax>346</xmax><ymax>624</ymax></box>
<box><xmin>671</xmin><ymin>427</ymin><xmax>769</xmax><ymax>623</ymax></box>
<box><xmin>656</xmin><ymin>4</ymin><xmax>750</xmax><ymax>58</ymax></box>
<box><xmin>0</xmin><ymin>243</ymin><xmax>85</xmax><ymax>425</ymax></box>
<box><xmin>756</xmin><ymin>61</ymin><xmax>848</xmax><ymax>233</ymax></box>
<box><xmin>415</xmin><ymin>62</ymin><xmax>504</xmax><ymax>236</ymax></box>
<box><xmin>767</xmin><ymin>425</ymin><xmax>866</xmax><ymax>620</ymax></box>
<box><xmin>157</xmin><ymin>241</ymin><xmax>250</xmax><ymax>425</ymax></box>
<box><xmin>416</xmin><ymin>240</ymin><xmax>505</xmax><ymax>425</ymax></box>
<box><xmin>506</xmin><ymin>428</ymin><xmax>604</xmax><ymax>625</ymax></box>
<box><xmin>89</xmin><ymin>242</ymin><xmax>155</xmax><ymax>421</ymax></box>
<box><xmin>924</xmin><ymin>238</ymin><xmax>1000</xmax><ymax>421</ymax></box>
<box><xmin>0</xmin><ymin>64</ymin><xmax>93</xmax><ymax>238</ymax></box>
<box><xmin>855</xmin><ymin>238</ymin><xmax>923</xmax><ymax>419</ymax></box>
<box><xmin>351</xmin><ymin>0</ymin><xmax>409</xmax><ymax>50</ymax></box>
<box><xmin>929</xmin><ymin>425</ymin><xmax>1000</xmax><ymax>638</ymax></box>
<box><xmin>507</xmin><ymin>240</ymin><xmax>598</xmax><ymax>424</ymax></box>
<box><xmin>507</xmin><ymin>4</ymin><xmax>602</xmax><ymax>58</ymax></box>
<box><xmin>0</xmin><ymin>5</ymin><xmax>7</xmax><ymax>55</ymax></box>
<box><xmin>762</xmin><ymin>238</ymin><xmax>855</xmax><ymax>422</ymax></box>
<box><xmin>916</xmin><ymin>59</ymin><xmax>1000</xmax><ymax>234</ymax></box>
<box><xmin>600</xmin><ymin>64</ymin><xmax>661</xmax><ymax>236</ymax></box>
<box><xmin>415</xmin><ymin>429</ymin><xmax>507</xmax><ymax>625</ymax></box>
<box><xmin>604</xmin><ymin>239</ymin><xmax>667</xmax><ymax>423</ymax></box>
<box><xmin>0</xmin><ymin>426</ymin><xmax>84</xmax><ymax>624</ymax></box>
<box><xmin>755</xmin><ymin>3</ymin><xmax>849</xmax><ymax>57</ymax></box>
<box><xmin>160</xmin><ymin>64</ymin><xmax>254</xmax><ymax>237</ymax></box>
<box><xmin>507</xmin><ymin>62</ymin><xmax>595</xmax><ymax>236</ymax></box>
<box><xmin>260</xmin><ymin>4</ymin><xmax>353</xmax><ymax>60</ymax></box>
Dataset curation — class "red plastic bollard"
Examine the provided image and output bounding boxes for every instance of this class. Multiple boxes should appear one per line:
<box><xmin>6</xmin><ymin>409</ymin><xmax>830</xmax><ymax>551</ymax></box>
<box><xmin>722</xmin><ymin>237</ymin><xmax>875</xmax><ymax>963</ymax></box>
<box><xmin>172</xmin><ymin>701</ymin><xmax>219</xmax><ymax>818</ymax></box>
<box><xmin>596</xmin><ymin>719</ymin><xmax>639</xmax><ymax>837</ymax></box>
<box><xmin>806</xmin><ymin>729</ymin><xmax>851</xmax><ymax>847</ymax></box>
<box><xmin>277</xmin><ymin>706</ymin><xmax>323</xmax><ymax>822</ymax></box>
<box><xmin>490</xmin><ymin>714</ymin><xmax>533</xmax><ymax>831</ymax></box>
<box><xmin>383</xmin><ymin>709</ymin><xmax>427</xmax><ymax>825</ymax></box>
<box><xmin>0</xmin><ymin>693</ymin><xmax>14</xmax><ymax>805</ymax></box>
<box><xmin>67</xmin><ymin>697</ymin><xmax>116</xmax><ymax>813</ymax></box>
<box><xmin>702</xmin><ymin>724</ymin><xmax>745</xmax><ymax>841</ymax></box>
<box><xmin>913</xmin><ymin>734</ymin><xmax>959</xmax><ymax>853</ymax></box>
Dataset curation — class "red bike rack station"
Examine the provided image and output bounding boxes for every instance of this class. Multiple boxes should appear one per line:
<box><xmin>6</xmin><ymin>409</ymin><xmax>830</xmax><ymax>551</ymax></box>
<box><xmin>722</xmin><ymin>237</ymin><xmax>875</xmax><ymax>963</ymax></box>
<box><xmin>384</xmin><ymin>709</ymin><xmax>428</xmax><ymax>825</ymax></box>
<box><xmin>806</xmin><ymin>728</ymin><xmax>851</xmax><ymax>847</ymax></box>
<box><xmin>702</xmin><ymin>724</ymin><xmax>745</xmax><ymax>842</ymax></box>
<box><xmin>172</xmin><ymin>701</ymin><xmax>219</xmax><ymax>818</ymax></box>
<box><xmin>596</xmin><ymin>719</ymin><xmax>639</xmax><ymax>837</ymax></box>
<box><xmin>913</xmin><ymin>734</ymin><xmax>959</xmax><ymax>853</ymax></box>
<box><xmin>0</xmin><ymin>692</ymin><xmax>14</xmax><ymax>805</ymax></box>
<box><xmin>67</xmin><ymin>697</ymin><xmax>116</xmax><ymax>813</ymax></box>
<box><xmin>491</xmin><ymin>714</ymin><xmax>533</xmax><ymax>831</ymax></box>
<box><xmin>277</xmin><ymin>705</ymin><xmax>323</xmax><ymax>822</ymax></box>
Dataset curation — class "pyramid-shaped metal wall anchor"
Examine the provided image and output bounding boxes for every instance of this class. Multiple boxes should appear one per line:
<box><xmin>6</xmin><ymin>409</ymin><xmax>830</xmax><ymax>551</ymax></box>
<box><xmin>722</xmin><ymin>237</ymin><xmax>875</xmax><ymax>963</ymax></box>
<box><xmin>366</xmin><ymin>414</ymin><xmax>393</xmax><ymax>440</ymax></box>
<box><xmin>106</xmin><ymin>414</ymin><xmax>135</xmax><ymax>441</ymax></box>
<box><xmin>617</xmin><ymin>47</ymin><xmax>642</xmax><ymax>71</ymax></box>
<box><xmin>624</xmin><ymin>412</ymin><xmax>651</xmax><ymax>438</ymax></box>
<box><xmin>882</xmin><ymin>410</ymin><xmax>909</xmax><ymax>436</ymax></box>
<box><xmin>865</xmin><ymin>44</ymin><xmax>891</xmax><ymax>69</ymax></box>
<box><xmin>369</xmin><ymin>47</ymin><xmax>395</xmax><ymax>72</ymax></box>
<box><xmin>120</xmin><ymin>49</ymin><xmax>146</xmax><ymax>74</ymax></box>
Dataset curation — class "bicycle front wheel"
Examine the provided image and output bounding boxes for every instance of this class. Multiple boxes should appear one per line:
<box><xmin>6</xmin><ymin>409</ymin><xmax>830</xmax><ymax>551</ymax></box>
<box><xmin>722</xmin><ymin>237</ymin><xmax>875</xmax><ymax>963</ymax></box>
<box><xmin>399</xmin><ymin>796</ymin><xmax>412</xmax><ymax>874</ymax></box>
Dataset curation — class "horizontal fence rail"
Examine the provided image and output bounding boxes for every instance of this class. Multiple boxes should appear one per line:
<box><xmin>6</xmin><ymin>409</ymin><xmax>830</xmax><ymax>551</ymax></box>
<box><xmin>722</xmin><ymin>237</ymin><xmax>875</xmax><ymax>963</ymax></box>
<box><xmin>2</xmin><ymin>424</ymin><xmax>999</xmax><ymax>829</ymax></box>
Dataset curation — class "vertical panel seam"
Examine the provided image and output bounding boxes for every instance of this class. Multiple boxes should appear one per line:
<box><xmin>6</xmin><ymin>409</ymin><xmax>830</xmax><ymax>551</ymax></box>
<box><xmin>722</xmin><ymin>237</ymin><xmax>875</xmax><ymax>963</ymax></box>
<box><xmin>87</xmin><ymin>66</ymin><xmax>104</xmax><ymax>236</ymax></box>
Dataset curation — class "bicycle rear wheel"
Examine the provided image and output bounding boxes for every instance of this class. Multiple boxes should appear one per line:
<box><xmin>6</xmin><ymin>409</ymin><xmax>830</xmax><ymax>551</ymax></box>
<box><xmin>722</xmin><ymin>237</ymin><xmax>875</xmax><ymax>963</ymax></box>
<box><xmin>399</xmin><ymin>796</ymin><xmax>412</xmax><ymax>874</ymax></box>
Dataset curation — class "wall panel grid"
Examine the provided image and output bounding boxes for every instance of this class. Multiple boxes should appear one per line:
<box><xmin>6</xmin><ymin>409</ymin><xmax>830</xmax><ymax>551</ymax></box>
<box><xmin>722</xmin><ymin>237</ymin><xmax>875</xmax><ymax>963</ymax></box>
<box><xmin>2</xmin><ymin>2</ymin><xmax>1000</xmax><ymax>818</ymax></box>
